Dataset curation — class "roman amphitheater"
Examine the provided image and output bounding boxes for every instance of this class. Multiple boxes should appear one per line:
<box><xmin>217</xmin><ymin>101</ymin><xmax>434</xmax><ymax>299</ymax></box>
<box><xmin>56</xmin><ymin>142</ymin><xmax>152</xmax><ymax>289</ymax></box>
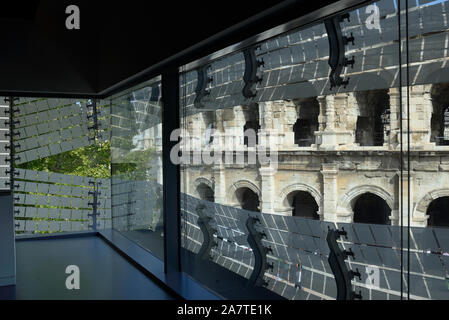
<box><xmin>179</xmin><ymin>84</ymin><xmax>449</xmax><ymax>229</ymax></box>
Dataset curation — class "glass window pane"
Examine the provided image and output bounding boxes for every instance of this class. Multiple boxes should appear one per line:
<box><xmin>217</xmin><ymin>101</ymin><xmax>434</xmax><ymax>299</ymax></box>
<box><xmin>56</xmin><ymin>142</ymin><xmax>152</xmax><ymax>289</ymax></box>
<box><xmin>406</xmin><ymin>0</ymin><xmax>449</xmax><ymax>300</ymax></box>
<box><xmin>110</xmin><ymin>78</ymin><xmax>164</xmax><ymax>261</ymax></box>
<box><xmin>179</xmin><ymin>0</ymin><xmax>406</xmax><ymax>300</ymax></box>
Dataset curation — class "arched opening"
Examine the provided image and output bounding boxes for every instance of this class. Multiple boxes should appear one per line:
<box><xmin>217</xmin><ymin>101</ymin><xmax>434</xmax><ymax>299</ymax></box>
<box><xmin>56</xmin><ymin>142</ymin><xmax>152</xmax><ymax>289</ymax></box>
<box><xmin>202</xmin><ymin>111</ymin><xmax>215</xmax><ymax>146</ymax></box>
<box><xmin>293</xmin><ymin>98</ymin><xmax>319</xmax><ymax>147</ymax></box>
<box><xmin>352</xmin><ymin>193</ymin><xmax>391</xmax><ymax>225</ymax></box>
<box><xmin>196</xmin><ymin>183</ymin><xmax>214</xmax><ymax>202</ymax></box>
<box><xmin>243</xmin><ymin>104</ymin><xmax>260</xmax><ymax>147</ymax></box>
<box><xmin>427</xmin><ymin>197</ymin><xmax>449</xmax><ymax>228</ymax></box>
<box><xmin>430</xmin><ymin>83</ymin><xmax>449</xmax><ymax>146</ymax></box>
<box><xmin>355</xmin><ymin>89</ymin><xmax>390</xmax><ymax>146</ymax></box>
<box><xmin>244</xmin><ymin>120</ymin><xmax>260</xmax><ymax>147</ymax></box>
<box><xmin>287</xmin><ymin>191</ymin><xmax>319</xmax><ymax>220</ymax></box>
<box><xmin>235</xmin><ymin>187</ymin><xmax>260</xmax><ymax>212</ymax></box>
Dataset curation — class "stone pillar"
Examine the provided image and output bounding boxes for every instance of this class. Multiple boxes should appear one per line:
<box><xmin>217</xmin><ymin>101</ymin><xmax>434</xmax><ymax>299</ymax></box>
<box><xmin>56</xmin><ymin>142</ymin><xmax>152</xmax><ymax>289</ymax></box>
<box><xmin>345</xmin><ymin>93</ymin><xmax>359</xmax><ymax>146</ymax></box>
<box><xmin>283</xmin><ymin>101</ymin><xmax>298</xmax><ymax>147</ymax></box>
<box><xmin>407</xmin><ymin>85</ymin><xmax>434</xmax><ymax>149</ymax></box>
<box><xmin>317</xmin><ymin>96</ymin><xmax>327</xmax><ymax>132</ymax></box>
<box><xmin>321</xmin><ymin>163</ymin><xmax>339</xmax><ymax>222</ymax></box>
<box><xmin>398</xmin><ymin>170</ymin><xmax>415</xmax><ymax>227</ymax></box>
<box><xmin>316</xmin><ymin>95</ymin><xmax>338</xmax><ymax>150</ymax></box>
<box><xmin>221</xmin><ymin>106</ymin><xmax>246</xmax><ymax>151</ymax></box>
<box><xmin>325</xmin><ymin>96</ymin><xmax>336</xmax><ymax>130</ymax></box>
<box><xmin>259</xmin><ymin>166</ymin><xmax>276</xmax><ymax>214</ymax></box>
<box><xmin>212</xmin><ymin>163</ymin><xmax>226</xmax><ymax>205</ymax></box>
<box><xmin>388</xmin><ymin>87</ymin><xmax>401</xmax><ymax>150</ymax></box>
<box><xmin>259</xmin><ymin>101</ymin><xmax>283</xmax><ymax>150</ymax></box>
<box><xmin>390</xmin><ymin>85</ymin><xmax>434</xmax><ymax>150</ymax></box>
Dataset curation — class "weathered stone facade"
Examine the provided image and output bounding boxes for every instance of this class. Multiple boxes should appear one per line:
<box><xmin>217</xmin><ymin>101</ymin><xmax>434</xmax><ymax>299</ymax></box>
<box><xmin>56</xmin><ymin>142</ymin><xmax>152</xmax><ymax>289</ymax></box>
<box><xmin>181</xmin><ymin>84</ymin><xmax>449</xmax><ymax>228</ymax></box>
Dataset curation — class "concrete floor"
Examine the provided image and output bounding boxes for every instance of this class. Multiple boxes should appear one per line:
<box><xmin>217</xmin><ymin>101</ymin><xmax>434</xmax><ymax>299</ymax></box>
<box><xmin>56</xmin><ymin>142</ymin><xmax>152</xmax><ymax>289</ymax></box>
<box><xmin>0</xmin><ymin>235</ymin><xmax>175</xmax><ymax>300</ymax></box>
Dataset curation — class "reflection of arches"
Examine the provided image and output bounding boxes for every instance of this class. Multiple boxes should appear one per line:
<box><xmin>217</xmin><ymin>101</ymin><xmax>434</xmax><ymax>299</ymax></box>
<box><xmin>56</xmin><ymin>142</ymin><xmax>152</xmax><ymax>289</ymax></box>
<box><xmin>353</xmin><ymin>193</ymin><xmax>391</xmax><ymax>225</ymax></box>
<box><xmin>427</xmin><ymin>197</ymin><xmax>449</xmax><ymax>228</ymax></box>
<box><xmin>196</xmin><ymin>184</ymin><xmax>214</xmax><ymax>202</ymax></box>
<box><xmin>194</xmin><ymin>178</ymin><xmax>214</xmax><ymax>202</ymax></box>
<box><xmin>279</xmin><ymin>183</ymin><xmax>322</xmax><ymax>215</ymax></box>
<box><xmin>228</xmin><ymin>180</ymin><xmax>261</xmax><ymax>210</ymax></box>
<box><xmin>229</xmin><ymin>180</ymin><xmax>260</xmax><ymax>197</ymax></box>
<box><xmin>194</xmin><ymin>177</ymin><xmax>214</xmax><ymax>191</ymax></box>
<box><xmin>287</xmin><ymin>191</ymin><xmax>319</xmax><ymax>219</ymax></box>
<box><xmin>339</xmin><ymin>185</ymin><xmax>394</xmax><ymax>221</ymax></box>
<box><xmin>414</xmin><ymin>189</ymin><xmax>449</xmax><ymax>225</ymax></box>
<box><xmin>235</xmin><ymin>187</ymin><xmax>260</xmax><ymax>212</ymax></box>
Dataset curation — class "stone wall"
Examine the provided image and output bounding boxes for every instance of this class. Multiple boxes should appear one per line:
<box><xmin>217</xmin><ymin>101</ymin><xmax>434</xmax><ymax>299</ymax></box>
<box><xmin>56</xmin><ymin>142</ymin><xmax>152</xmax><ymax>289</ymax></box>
<box><xmin>181</xmin><ymin>84</ymin><xmax>449</xmax><ymax>227</ymax></box>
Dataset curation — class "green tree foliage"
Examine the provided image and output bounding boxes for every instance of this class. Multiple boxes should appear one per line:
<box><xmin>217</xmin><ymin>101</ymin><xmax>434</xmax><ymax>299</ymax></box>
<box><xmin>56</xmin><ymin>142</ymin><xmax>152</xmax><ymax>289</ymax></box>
<box><xmin>16</xmin><ymin>141</ymin><xmax>111</xmax><ymax>179</ymax></box>
<box><xmin>110</xmin><ymin>135</ymin><xmax>157</xmax><ymax>181</ymax></box>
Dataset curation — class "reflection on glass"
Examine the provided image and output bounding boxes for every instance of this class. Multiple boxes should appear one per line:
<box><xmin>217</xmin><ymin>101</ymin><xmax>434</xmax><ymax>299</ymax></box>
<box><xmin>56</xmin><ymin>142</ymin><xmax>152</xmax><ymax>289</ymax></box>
<box><xmin>404</xmin><ymin>0</ymin><xmax>449</xmax><ymax>300</ymax></box>
<box><xmin>179</xmin><ymin>0</ymin><xmax>449</xmax><ymax>300</ymax></box>
<box><xmin>110</xmin><ymin>79</ymin><xmax>164</xmax><ymax>260</ymax></box>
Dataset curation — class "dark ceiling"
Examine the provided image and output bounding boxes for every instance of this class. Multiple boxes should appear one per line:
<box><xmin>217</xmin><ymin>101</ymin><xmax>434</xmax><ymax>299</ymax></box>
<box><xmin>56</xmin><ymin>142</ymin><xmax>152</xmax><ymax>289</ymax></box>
<box><xmin>0</xmin><ymin>0</ymin><xmax>340</xmax><ymax>97</ymax></box>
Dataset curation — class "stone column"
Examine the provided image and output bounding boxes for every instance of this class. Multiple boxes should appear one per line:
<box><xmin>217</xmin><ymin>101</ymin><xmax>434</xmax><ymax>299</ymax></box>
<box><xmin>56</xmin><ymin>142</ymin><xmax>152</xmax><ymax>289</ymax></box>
<box><xmin>390</xmin><ymin>85</ymin><xmax>434</xmax><ymax>150</ymax></box>
<box><xmin>259</xmin><ymin>166</ymin><xmax>276</xmax><ymax>214</ymax></box>
<box><xmin>317</xmin><ymin>95</ymin><xmax>338</xmax><ymax>150</ymax></box>
<box><xmin>213</xmin><ymin>163</ymin><xmax>226</xmax><ymax>205</ymax></box>
<box><xmin>388</xmin><ymin>87</ymin><xmax>401</xmax><ymax>150</ymax></box>
<box><xmin>259</xmin><ymin>101</ymin><xmax>283</xmax><ymax>150</ymax></box>
<box><xmin>321</xmin><ymin>163</ymin><xmax>339</xmax><ymax>222</ymax></box>
<box><xmin>280</xmin><ymin>101</ymin><xmax>298</xmax><ymax>148</ymax></box>
<box><xmin>408</xmin><ymin>85</ymin><xmax>433</xmax><ymax>149</ymax></box>
<box><xmin>220</xmin><ymin>106</ymin><xmax>246</xmax><ymax>151</ymax></box>
<box><xmin>317</xmin><ymin>96</ymin><xmax>327</xmax><ymax>132</ymax></box>
<box><xmin>398</xmin><ymin>170</ymin><xmax>415</xmax><ymax>227</ymax></box>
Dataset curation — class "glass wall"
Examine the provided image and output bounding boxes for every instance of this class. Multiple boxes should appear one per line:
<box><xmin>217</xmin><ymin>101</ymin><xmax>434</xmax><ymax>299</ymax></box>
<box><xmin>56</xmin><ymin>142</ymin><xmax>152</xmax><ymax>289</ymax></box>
<box><xmin>177</xmin><ymin>0</ymin><xmax>449</xmax><ymax>300</ymax></box>
<box><xmin>403</xmin><ymin>0</ymin><xmax>449</xmax><ymax>299</ymax></box>
<box><xmin>110</xmin><ymin>77</ymin><xmax>164</xmax><ymax>260</ymax></box>
<box><xmin>94</xmin><ymin>0</ymin><xmax>449</xmax><ymax>300</ymax></box>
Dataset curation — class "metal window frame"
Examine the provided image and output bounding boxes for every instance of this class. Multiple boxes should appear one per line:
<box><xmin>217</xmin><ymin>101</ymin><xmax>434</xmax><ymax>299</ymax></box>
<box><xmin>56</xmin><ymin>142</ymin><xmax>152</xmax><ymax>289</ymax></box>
<box><xmin>99</xmin><ymin>0</ymin><xmax>372</xmax><ymax>98</ymax></box>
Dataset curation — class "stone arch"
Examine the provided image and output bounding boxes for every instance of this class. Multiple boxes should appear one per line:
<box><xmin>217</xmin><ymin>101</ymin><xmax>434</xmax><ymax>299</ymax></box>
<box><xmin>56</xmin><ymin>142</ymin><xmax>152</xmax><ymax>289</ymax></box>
<box><xmin>413</xmin><ymin>189</ymin><xmax>449</xmax><ymax>225</ymax></box>
<box><xmin>193</xmin><ymin>177</ymin><xmax>214</xmax><ymax>200</ymax></box>
<box><xmin>193</xmin><ymin>177</ymin><xmax>214</xmax><ymax>191</ymax></box>
<box><xmin>339</xmin><ymin>185</ymin><xmax>394</xmax><ymax>220</ymax></box>
<box><xmin>277</xmin><ymin>183</ymin><xmax>322</xmax><ymax>216</ymax></box>
<box><xmin>228</xmin><ymin>179</ymin><xmax>261</xmax><ymax>206</ymax></box>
